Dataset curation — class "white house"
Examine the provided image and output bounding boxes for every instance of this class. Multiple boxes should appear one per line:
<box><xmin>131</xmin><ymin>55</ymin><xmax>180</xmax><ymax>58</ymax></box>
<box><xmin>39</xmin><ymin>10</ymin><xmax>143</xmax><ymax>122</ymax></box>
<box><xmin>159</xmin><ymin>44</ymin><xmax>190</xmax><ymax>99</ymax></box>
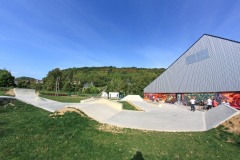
<box><xmin>109</xmin><ymin>92</ymin><xmax>119</xmax><ymax>99</ymax></box>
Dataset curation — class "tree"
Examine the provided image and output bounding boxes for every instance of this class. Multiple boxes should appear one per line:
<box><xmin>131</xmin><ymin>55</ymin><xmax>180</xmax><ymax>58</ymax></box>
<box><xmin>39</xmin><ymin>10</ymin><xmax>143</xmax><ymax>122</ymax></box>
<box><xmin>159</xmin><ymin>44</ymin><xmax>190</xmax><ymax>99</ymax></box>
<box><xmin>83</xmin><ymin>85</ymin><xmax>99</xmax><ymax>94</ymax></box>
<box><xmin>62</xmin><ymin>81</ymin><xmax>73</xmax><ymax>92</ymax></box>
<box><xmin>18</xmin><ymin>80</ymin><xmax>31</xmax><ymax>88</ymax></box>
<box><xmin>43</xmin><ymin>68</ymin><xmax>62</xmax><ymax>91</ymax></box>
<box><xmin>0</xmin><ymin>69</ymin><xmax>15</xmax><ymax>87</ymax></box>
<box><xmin>42</xmin><ymin>67</ymin><xmax>166</xmax><ymax>95</ymax></box>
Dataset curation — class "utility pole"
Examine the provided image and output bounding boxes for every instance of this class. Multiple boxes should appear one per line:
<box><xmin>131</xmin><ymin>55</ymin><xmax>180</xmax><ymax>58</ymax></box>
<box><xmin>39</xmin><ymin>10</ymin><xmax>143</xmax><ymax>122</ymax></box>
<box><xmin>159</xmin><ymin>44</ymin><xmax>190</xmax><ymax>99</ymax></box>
<box><xmin>55</xmin><ymin>77</ymin><xmax>60</xmax><ymax>96</ymax></box>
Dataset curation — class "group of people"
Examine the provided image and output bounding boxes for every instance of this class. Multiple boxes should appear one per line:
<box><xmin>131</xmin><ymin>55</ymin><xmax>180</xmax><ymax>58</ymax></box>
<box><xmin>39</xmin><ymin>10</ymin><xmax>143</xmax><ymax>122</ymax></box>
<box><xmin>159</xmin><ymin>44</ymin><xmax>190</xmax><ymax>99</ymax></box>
<box><xmin>206</xmin><ymin>97</ymin><xmax>219</xmax><ymax>110</ymax></box>
<box><xmin>190</xmin><ymin>96</ymin><xmax>229</xmax><ymax>112</ymax></box>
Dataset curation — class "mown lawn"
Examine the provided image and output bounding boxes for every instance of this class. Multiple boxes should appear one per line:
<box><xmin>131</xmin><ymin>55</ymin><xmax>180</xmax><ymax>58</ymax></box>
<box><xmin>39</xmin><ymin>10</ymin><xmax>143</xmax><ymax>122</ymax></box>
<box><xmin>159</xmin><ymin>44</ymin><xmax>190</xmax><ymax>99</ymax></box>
<box><xmin>0</xmin><ymin>91</ymin><xmax>5</xmax><ymax>96</ymax></box>
<box><xmin>1</xmin><ymin>100</ymin><xmax>240</xmax><ymax>160</ymax></box>
<box><xmin>119</xmin><ymin>101</ymin><xmax>140</xmax><ymax>111</ymax></box>
<box><xmin>40</xmin><ymin>95</ymin><xmax>86</xmax><ymax>103</ymax></box>
<box><xmin>40</xmin><ymin>95</ymin><xmax>138</xmax><ymax>111</ymax></box>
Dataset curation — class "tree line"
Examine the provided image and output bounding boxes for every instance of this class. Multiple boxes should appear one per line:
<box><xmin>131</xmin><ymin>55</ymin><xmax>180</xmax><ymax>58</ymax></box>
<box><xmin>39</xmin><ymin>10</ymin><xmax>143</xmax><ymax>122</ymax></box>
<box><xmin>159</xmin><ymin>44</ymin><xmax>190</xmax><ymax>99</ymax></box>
<box><xmin>0</xmin><ymin>67</ymin><xmax>165</xmax><ymax>96</ymax></box>
<box><xmin>0</xmin><ymin>69</ymin><xmax>15</xmax><ymax>87</ymax></box>
<box><xmin>42</xmin><ymin>67</ymin><xmax>165</xmax><ymax>96</ymax></box>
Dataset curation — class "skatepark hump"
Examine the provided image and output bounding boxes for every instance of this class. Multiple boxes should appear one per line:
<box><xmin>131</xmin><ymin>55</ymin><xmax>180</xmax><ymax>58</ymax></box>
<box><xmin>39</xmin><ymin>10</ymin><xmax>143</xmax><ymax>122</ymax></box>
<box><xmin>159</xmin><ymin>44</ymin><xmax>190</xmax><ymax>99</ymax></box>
<box><xmin>120</xmin><ymin>95</ymin><xmax>143</xmax><ymax>101</ymax></box>
<box><xmin>10</xmin><ymin>88</ymin><xmax>240</xmax><ymax>132</ymax></box>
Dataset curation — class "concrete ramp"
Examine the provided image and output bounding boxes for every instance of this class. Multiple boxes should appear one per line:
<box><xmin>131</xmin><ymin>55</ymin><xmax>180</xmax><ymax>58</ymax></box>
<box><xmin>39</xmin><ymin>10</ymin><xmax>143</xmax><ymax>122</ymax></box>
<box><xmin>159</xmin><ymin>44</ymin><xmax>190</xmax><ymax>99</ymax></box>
<box><xmin>72</xmin><ymin>103</ymin><xmax>121</xmax><ymax>122</ymax></box>
<box><xmin>128</xmin><ymin>101</ymin><xmax>160</xmax><ymax>112</ymax></box>
<box><xmin>13</xmin><ymin>88</ymin><xmax>72</xmax><ymax>112</ymax></box>
<box><xmin>14</xmin><ymin>88</ymin><xmax>37</xmax><ymax>97</ymax></box>
<box><xmin>205</xmin><ymin>104</ymin><xmax>239</xmax><ymax>130</ymax></box>
<box><xmin>72</xmin><ymin>98</ymin><xmax>123</xmax><ymax>122</ymax></box>
<box><xmin>9</xmin><ymin>88</ymin><xmax>240</xmax><ymax>132</ymax></box>
<box><xmin>121</xmin><ymin>95</ymin><xmax>143</xmax><ymax>101</ymax></box>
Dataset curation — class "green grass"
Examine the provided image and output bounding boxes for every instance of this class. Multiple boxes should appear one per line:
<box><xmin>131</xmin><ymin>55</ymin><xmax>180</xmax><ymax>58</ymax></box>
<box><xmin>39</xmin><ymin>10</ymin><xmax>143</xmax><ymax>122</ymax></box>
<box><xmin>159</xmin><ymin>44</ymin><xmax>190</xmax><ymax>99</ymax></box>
<box><xmin>40</xmin><ymin>95</ymin><xmax>139</xmax><ymax>111</ymax></box>
<box><xmin>119</xmin><ymin>101</ymin><xmax>140</xmax><ymax>111</ymax></box>
<box><xmin>1</xmin><ymin>100</ymin><xmax>240</xmax><ymax>160</ymax></box>
<box><xmin>40</xmin><ymin>95</ymin><xmax>86</xmax><ymax>103</ymax></box>
<box><xmin>0</xmin><ymin>91</ymin><xmax>5</xmax><ymax>96</ymax></box>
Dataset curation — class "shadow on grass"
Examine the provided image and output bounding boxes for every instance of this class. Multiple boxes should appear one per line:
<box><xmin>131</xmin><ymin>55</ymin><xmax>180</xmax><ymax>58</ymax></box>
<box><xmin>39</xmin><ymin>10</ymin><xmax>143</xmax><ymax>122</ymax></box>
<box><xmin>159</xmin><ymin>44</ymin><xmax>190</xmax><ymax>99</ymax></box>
<box><xmin>131</xmin><ymin>151</ymin><xmax>145</xmax><ymax>160</ymax></box>
<box><xmin>0</xmin><ymin>128</ymin><xmax>14</xmax><ymax>138</ymax></box>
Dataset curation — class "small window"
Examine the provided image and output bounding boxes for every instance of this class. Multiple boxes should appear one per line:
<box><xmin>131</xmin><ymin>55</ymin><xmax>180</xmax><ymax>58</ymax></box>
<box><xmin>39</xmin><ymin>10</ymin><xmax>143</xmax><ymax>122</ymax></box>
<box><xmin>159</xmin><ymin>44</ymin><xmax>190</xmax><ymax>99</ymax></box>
<box><xmin>185</xmin><ymin>54</ymin><xmax>197</xmax><ymax>65</ymax></box>
<box><xmin>196</xmin><ymin>49</ymin><xmax>209</xmax><ymax>61</ymax></box>
<box><xmin>185</xmin><ymin>49</ymin><xmax>209</xmax><ymax>65</ymax></box>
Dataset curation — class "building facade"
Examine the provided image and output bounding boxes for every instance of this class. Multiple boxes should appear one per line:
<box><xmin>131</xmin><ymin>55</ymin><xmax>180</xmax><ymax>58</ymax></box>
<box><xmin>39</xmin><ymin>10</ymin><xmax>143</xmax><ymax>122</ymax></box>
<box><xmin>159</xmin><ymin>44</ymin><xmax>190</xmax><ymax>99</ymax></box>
<box><xmin>144</xmin><ymin>34</ymin><xmax>240</xmax><ymax>109</ymax></box>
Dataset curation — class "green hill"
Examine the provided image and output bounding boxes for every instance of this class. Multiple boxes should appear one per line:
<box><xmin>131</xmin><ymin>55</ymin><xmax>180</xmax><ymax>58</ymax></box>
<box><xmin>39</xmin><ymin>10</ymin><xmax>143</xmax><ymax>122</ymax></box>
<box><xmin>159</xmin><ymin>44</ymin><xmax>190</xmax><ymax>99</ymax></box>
<box><xmin>15</xmin><ymin>76</ymin><xmax>36</xmax><ymax>82</ymax></box>
<box><xmin>42</xmin><ymin>66</ymin><xmax>165</xmax><ymax>96</ymax></box>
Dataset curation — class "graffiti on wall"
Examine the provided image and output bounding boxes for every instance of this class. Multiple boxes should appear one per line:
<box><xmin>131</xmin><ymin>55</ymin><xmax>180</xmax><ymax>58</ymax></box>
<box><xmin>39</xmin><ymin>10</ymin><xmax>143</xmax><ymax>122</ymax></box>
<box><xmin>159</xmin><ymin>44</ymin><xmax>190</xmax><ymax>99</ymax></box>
<box><xmin>144</xmin><ymin>92</ymin><xmax>240</xmax><ymax>109</ymax></box>
<box><xmin>144</xmin><ymin>93</ymin><xmax>176</xmax><ymax>103</ymax></box>
<box><xmin>221</xmin><ymin>93</ymin><xmax>240</xmax><ymax>109</ymax></box>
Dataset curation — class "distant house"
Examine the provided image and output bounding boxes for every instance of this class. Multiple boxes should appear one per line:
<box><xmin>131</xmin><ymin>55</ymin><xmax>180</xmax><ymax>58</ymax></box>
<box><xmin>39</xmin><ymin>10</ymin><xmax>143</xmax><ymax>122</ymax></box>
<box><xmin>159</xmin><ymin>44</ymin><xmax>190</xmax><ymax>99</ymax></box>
<box><xmin>109</xmin><ymin>92</ymin><xmax>119</xmax><ymax>99</ymax></box>
<box><xmin>35</xmin><ymin>80</ymin><xmax>43</xmax><ymax>84</ymax></box>
<box><xmin>73</xmin><ymin>81</ymin><xmax>81</xmax><ymax>85</ymax></box>
<box><xmin>100</xmin><ymin>91</ymin><xmax>108</xmax><ymax>98</ymax></box>
<box><xmin>82</xmin><ymin>82</ymin><xmax>94</xmax><ymax>90</ymax></box>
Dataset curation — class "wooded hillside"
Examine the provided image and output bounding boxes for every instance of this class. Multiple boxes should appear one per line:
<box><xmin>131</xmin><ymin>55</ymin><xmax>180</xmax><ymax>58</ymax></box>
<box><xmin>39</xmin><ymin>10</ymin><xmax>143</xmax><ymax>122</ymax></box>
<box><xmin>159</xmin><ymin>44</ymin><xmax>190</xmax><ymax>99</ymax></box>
<box><xmin>42</xmin><ymin>67</ymin><xmax>165</xmax><ymax>96</ymax></box>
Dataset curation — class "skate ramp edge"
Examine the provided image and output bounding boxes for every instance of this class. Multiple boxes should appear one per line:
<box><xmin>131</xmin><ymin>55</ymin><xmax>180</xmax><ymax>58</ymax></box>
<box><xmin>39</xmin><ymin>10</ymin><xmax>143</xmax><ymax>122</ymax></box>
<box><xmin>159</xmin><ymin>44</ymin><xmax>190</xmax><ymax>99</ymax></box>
<box><xmin>97</xmin><ymin>98</ymin><xmax>123</xmax><ymax>110</ymax></box>
<box><xmin>81</xmin><ymin>97</ymin><xmax>100</xmax><ymax>103</ymax></box>
<box><xmin>205</xmin><ymin>104</ymin><xmax>239</xmax><ymax>130</ymax></box>
<box><xmin>121</xmin><ymin>95</ymin><xmax>143</xmax><ymax>101</ymax></box>
<box><xmin>14</xmin><ymin>88</ymin><xmax>37</xmax><ymax>97</ymax></box>
<box><xmin>81</xmin><ymin>98</ymin><xmax>122</xmax><ymax>110</ymax></box>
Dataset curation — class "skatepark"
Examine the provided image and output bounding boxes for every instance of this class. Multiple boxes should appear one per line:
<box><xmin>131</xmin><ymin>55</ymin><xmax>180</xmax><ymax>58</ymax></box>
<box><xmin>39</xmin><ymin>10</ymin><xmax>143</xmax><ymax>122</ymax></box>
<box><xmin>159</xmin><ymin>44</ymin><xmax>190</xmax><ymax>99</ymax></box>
<box><xmin>2</xmin><ymin>88</ymin><xmax>239</xmax><ymax>132</ymax></box>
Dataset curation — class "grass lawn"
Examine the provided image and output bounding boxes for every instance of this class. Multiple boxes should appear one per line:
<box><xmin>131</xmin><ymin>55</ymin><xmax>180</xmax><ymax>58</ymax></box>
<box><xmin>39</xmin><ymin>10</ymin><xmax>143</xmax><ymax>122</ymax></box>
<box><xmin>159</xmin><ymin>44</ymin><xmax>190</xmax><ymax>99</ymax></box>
<box><xmin>1</xmin><ymin>100</ymin><xmax>240</xmax><ymax>160</ymax></box>
<box><xmin>40</xmin><ymin>95</ymin><xmax>139</xmax><ymax>111</ymax></box>
<box><xmin>0</xmin><ymin>91</ymin><xmax>5</xmax><ymax>96</ymax></box>
<box><xmin>119</xmin><ymin>101</ymin><xmax>140</xmax><ymax>111</ymax></box>
<box><xmin>40</xmin><ymin>95</ymin><xmax>86</xmax><ymax>103</ymax></box>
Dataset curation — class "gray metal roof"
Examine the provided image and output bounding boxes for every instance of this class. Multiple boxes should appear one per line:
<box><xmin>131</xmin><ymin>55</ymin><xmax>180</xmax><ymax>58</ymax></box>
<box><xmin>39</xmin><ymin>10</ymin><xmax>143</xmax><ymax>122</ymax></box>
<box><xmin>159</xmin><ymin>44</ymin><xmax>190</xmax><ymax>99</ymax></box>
<box><xmin>144</xmin><ymin>34</ymin><xmax>240</xmax><ymax>93</ymax></box>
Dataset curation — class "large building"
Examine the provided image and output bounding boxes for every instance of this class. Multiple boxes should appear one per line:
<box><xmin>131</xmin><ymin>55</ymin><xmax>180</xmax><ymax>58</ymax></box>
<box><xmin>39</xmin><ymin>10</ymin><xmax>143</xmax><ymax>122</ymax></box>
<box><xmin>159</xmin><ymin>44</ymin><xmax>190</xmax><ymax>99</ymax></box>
<box><xmin>144</xmin><ymin>34</ymin><xmax>240</xmax><ymax>109</ymax></box>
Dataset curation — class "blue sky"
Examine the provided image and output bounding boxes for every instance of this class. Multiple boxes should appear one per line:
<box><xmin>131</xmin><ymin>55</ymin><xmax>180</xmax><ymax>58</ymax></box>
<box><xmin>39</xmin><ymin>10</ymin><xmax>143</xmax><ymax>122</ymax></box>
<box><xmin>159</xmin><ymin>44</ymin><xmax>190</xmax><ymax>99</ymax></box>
<box><xmin>0</xmin><ymin>0</ymin><xmax>240</xmax><ymax>79</ymax></box>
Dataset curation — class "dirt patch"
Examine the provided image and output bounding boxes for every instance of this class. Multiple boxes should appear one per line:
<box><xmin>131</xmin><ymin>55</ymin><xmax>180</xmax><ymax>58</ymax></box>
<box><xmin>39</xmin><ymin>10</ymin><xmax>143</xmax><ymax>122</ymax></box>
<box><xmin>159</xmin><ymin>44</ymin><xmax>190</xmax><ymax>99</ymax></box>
<box><xmin>98</xmin><ymin>124</ymin><xmax>125</xmax><ymax>134</ymax></box>
<box><xmin>5</xmin><ymin>89</ymin><xmax>15</xmax><ymax>96</ymax></box>
<box><xmin>222</xmin><ymin>113</ymin><xmax>240</xmax><ymax>135</ymax></box>
<box><xmin>49</xmin><ymin>107</ymin><xmax>86</xmax><ymax>117</ymax></box>
<box><xmin>0</xmin><ymin>98</ymin><xmax>15</xmax><ymax>106</ymax></box>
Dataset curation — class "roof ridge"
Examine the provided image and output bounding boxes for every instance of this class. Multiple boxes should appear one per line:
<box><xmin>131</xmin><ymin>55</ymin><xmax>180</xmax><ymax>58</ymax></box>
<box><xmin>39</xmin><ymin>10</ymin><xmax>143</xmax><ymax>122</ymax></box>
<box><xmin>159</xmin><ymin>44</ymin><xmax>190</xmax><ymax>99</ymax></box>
<box><xmin>203</xmin><ymin>34</ymin><xmax>240</xmax><ymax>44</ymax></box>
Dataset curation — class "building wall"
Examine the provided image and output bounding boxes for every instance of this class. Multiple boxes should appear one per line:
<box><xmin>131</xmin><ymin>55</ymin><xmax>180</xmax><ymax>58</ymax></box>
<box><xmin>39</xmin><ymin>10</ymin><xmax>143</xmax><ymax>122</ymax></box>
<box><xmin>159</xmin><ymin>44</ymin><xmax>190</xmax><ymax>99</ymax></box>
<box><xmin>144</xmin><ymin>35</ymin><xmax>240</xmax><ymax>93</ymax></box>
<box><xmin>144</xmin><ymin>92</ymin><xmax>240</xmax><ymax>109</ymax></box>
<box><xmin>109</xmin><ymin>92</ymin><xmax>119</xmax><ymax>98</ymax></box>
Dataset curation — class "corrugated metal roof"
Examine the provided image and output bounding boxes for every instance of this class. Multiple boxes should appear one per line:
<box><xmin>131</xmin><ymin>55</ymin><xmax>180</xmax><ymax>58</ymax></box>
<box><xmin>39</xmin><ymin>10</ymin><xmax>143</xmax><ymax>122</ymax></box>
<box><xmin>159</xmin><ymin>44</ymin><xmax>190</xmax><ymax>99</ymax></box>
<box><xmin>144</xmin><ymin>34</ymin><xmax>240</xmax><ymax>93</ymax></box>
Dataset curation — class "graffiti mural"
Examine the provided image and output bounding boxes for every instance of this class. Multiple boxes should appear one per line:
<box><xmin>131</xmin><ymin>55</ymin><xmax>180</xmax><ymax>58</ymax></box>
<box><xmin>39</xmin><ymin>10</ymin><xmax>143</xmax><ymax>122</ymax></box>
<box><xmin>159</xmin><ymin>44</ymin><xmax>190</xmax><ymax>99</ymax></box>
<box><xmin>144</xmin><ymin>93</ymin><xmax>176</xmax><ymax>103</ymax></box>
<box><xmin>221</xmin><ymin>92</ymin><xmax>240</xmax><ymax>109</ymax></box>
<box><xmin>144</xmin><ymin>92</ymin><xmax>240</xmax><ymax>109</ymax></box>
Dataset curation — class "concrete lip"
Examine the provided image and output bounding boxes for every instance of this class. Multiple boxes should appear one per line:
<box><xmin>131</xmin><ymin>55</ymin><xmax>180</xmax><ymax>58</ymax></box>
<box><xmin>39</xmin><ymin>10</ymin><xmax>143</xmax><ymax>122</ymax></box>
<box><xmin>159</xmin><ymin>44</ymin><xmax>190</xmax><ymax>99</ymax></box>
<box><xmin>9</xmin><ymin>89</ymin><xmax>240</xmax><ymax>132</ymax></box>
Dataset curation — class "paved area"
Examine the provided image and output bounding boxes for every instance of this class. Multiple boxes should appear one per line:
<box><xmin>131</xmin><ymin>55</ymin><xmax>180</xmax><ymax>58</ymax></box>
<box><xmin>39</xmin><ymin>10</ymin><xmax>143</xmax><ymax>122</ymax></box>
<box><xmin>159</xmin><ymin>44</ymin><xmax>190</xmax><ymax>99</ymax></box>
<box><xmin>14</xmin><ymin>88</ymin><xmax>79</xmax><ymax>112</ymax></box>
<box><xmin>9</xmin><ymin>89</ymin><xmax>239</xmax><ymax>132</ymax></box>
<box><xmin>205</xmin><ymin>104</ymin><xmax>239</xmax><ymax>130</ymax></box>
<box><xmin>104</xmin><ymin>104</ymin><xmax>205</xmax><ymax>131</ymax></box>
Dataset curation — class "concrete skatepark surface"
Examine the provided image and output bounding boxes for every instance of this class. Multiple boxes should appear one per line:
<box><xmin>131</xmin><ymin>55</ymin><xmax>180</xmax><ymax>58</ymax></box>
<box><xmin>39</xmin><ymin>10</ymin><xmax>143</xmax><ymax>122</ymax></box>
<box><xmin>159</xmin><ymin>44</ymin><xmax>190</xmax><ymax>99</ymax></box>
<box><xmin>14</xmin><ymin>88</ymin><xmax>80</xmax><ymax>112</ymax></box>
<box><xmin>120</xmin><ymin>95</ymin><xmax>143</xmax><ymax>101</ymax></box>
<box><xmin>6</xmin><ymin>89</ymin><xmax>239</xmax><ymax>132</ymax></box>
